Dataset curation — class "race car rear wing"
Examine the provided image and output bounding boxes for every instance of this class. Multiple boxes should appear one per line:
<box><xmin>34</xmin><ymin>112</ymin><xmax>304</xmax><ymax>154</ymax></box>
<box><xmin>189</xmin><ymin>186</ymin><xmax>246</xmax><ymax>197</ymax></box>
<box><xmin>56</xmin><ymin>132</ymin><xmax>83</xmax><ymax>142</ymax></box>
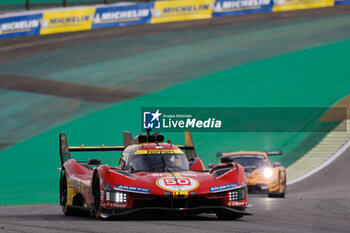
<box><xmin>59</xmin><ymin>133</ymin><xmax>71</xmax><ymax>166</ymax></box>
<box><xmin>216</xmin><ymin>151</ymin><xmax>283</xmax><ymax>158</ymax></box>
<box><xmin>181</xmin><ymin>130</ymin><xmax>196</xmax><ymax>160</ymax></box>
<box><xmin>59</xmin><ymin>130</ymin><xmax>196</xmax><ymax>166</ymax></box>
<box><xmin>264</xmin><ymin>151</ymin><xmax>284</xmax><ymax>156</ymax></box>
<box><xmin>59</xmin><ymin>133</ymin><xmax>125</xmax><ymax>166</ymax></box>
<box><xmin>68</xmin><ymin>146</ymin><xmax>125</xmax><ymax>152</ymax></box>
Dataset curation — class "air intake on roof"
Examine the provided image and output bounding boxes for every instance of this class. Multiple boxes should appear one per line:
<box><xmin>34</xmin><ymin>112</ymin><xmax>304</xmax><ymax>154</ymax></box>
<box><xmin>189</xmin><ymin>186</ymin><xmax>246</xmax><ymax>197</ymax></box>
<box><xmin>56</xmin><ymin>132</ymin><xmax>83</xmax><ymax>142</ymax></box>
<box><xmin>138</xmin><ymin>135</ymin><xmax>164</xmax><ymax>143</ymax></box>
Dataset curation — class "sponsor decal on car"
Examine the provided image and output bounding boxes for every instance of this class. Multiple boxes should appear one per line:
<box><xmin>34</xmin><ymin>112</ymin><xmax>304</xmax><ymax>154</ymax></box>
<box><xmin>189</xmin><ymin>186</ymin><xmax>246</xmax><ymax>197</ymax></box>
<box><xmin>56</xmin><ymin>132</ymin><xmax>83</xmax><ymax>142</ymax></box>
<box><xmin>68</xmin><ymin>180</ymin><xmax>75</xmax><ymax>189</ymax></box>
<box><xmin>106</xmin><ymin>202</ymin><xmax>127</xmax><ymax>208</ymax></box>
<box><xmin>115</xmin><ymin>184</ymin><xmax>151</xmax><ymax>194</ymax></box>
<box><xmin>230</xmin><ymin>201</ymin><xmax>246</xmax><ymax>206</ymax></box>
<box><xmin>177</xmin><ymin>172</ymin><xmax>198</xmax><ymax>177</ymax></box>
<box><xmin>100</xmin><ymin>190</ymin><xmax>104</xmax><ymax>201</ymax></box>
<box><xmin>135</xmin><ymin>149</ymin><xmax>183</xmax><ymax>155</ymax></box>
<box><xmin>209</xmin><ymin>182</ymin><xmax>238</xmax><ymax>192</ymax></box>
<box><xmin>156</xmin><ymin>177</ymin><xmax>199</xmax><ymax>192</ymax></box>
<box><xmin>150</xmin><ymin>173</ymin><xmax>167</xmax><ymax>177</ymax></box>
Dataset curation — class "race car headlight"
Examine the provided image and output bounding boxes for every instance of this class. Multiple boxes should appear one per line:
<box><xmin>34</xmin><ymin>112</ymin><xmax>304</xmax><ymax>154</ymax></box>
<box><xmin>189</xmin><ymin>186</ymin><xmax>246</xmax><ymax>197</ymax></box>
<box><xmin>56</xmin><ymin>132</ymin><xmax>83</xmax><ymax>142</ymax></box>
<box><xmin>228</xmin><ymin>190</ymin><xmax>239</xmax><ymax>201</ymax></box>
<box><xmin>105</xmin><ymin>191</ymin><xmax>127</xmax><ymax>203</ymax></box>
<box><xmin>263</xmin><ymin>168</ymin><xmax>273</xmax><ymax>178</ymax></box>
<box><xmin>114</xmin><ymin>192</ymin><xmax>127</xmax><ymax>203</ymax></box>
<box><xmin>228</xmin><ymin>187</ymin><xmax>246</xmax><ymax>201</ymax></box>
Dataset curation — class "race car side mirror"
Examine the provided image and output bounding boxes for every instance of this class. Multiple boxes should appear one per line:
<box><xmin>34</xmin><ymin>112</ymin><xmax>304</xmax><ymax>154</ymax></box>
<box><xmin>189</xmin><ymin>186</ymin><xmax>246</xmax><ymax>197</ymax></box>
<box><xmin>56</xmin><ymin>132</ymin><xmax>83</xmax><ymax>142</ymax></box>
<box><xmin>207</xmin><ymin>163</ymin><xmax>215</xmax><ymax>169</ymax></box>
<box><xmin>220</xmin><ymin>156</ymin><xmax>234</xmax><ymax>163</ymax></box>
<box><xmin>88</xmin><ymin>158</ymin><xmax>101</xmax><ymax>166</ymax></box>
<box><xmin>273</xmin><ymin>162</ymin><xmax>281</xmax><ymax>167</ymax></box>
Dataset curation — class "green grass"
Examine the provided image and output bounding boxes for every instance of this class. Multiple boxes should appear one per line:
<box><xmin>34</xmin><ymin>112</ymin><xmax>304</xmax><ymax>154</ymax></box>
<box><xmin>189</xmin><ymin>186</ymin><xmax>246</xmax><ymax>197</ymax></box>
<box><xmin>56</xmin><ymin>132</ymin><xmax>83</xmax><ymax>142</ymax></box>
<box><xmin>2</xmin><ymin>13</ymin><xmax>349</xmax><ymax>148</ymax></box>
<box><xmin>0</xmin><ymin>39</ymin><xmax>349</xmax><ymax>205</ymax></box>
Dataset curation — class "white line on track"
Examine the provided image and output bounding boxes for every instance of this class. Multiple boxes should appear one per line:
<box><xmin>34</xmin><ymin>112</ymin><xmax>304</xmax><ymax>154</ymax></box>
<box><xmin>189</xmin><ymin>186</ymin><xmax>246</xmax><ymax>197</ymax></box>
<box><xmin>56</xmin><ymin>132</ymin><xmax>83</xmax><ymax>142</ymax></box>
<box><xmin>287</xmin><ymin>138</ymin><xmax>350</xmax><ymax>186</ymax></box>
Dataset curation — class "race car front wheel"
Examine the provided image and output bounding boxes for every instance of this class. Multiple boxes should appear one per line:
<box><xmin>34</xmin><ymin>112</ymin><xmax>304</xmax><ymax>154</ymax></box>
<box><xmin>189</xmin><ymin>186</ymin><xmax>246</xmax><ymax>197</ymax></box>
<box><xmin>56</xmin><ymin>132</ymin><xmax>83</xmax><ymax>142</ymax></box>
<box><xmin>60</xmin><ymin>171</ymin><xmax>74</xmax><ymax>216</ymax></box>
<box><xmin>92</xmin><ymin>174</ymin><xmax>101</xmax><ymax>218</ymax></box>
<box><xmin>279</xmin><ymin>171</ymin><xmax>286</xmax><ymax>197</ymax></box>
<box><xmin>268</xmin><ymin>172</ymin><xmax>285</xmax><ymax>198</ymax></box>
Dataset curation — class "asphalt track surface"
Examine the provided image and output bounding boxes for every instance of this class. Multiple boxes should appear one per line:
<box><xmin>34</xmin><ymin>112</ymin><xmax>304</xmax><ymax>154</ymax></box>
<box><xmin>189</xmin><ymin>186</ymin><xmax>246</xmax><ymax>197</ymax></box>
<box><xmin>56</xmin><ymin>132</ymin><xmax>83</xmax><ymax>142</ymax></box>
<box><xmin>1</xmin><ymin>5</ymin><xmax>350</xmax><ymax>233</ymax></box>
<box><xmin>0</xmin><ymin>142</ymin><xmax>349</xmax><ymax>233</ymax></box>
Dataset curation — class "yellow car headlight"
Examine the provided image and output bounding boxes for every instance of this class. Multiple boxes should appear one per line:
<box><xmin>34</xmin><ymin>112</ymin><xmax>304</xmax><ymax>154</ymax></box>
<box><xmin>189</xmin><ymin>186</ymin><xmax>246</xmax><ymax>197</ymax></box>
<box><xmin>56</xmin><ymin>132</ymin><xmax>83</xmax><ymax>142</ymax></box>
<box><xmin>263</xmin><ymin>168</ymin><xmax>273</xmax><ymax>178</ymax></box>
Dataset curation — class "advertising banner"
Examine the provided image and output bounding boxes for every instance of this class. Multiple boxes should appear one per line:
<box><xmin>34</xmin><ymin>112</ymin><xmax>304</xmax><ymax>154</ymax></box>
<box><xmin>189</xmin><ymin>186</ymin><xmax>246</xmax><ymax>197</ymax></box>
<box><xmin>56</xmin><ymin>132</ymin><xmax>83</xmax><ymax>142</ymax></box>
<box><xmin>40</xmin><ymin>8</ymin><xmax>95</xmax><ymax>35</ymax></box>
<box><xmin>0</xmin><ymin>14</ymin><xmax>42</xmax><ymax>39</ymax></box>
<box><xmin>92</xmin><ymin>3</ymin><xmax>154</xmax><ymax>29</ymax></box>
<box><xmin>334</xmin><ymin>0</ymin><xmax>350</xmax><ymax>5</ymax></box>
<box><xmin>273</xmin><ymin>0</ymin><xmax>334</xmax><ymax>11</ymax></box>
<box><xmin>212</xmin><ymin>0</ymin><xmax>273</xmax><ymax>17</ymax></box>
<box><xmin>151</xmin><ymin>0</ymin><xmax>214</xmax><ymax>24</ymax></box>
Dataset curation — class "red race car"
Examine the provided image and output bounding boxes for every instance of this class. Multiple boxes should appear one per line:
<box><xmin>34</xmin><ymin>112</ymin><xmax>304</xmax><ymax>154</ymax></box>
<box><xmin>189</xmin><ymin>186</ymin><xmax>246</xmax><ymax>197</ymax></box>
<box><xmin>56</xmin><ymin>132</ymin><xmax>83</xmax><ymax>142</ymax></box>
<box><xmin>59</xmin><ymin>130</ymin><xmax>250</xmax><ymax>219</ymax></box>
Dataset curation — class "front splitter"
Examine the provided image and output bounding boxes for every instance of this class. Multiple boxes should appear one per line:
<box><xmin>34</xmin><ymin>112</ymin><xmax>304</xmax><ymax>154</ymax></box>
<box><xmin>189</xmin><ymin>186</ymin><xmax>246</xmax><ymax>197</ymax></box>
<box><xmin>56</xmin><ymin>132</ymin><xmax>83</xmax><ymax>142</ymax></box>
<box><xmin>100</xmin><ymin>206</ymin><xmax>252</xmax><ymax>218</ymax></box>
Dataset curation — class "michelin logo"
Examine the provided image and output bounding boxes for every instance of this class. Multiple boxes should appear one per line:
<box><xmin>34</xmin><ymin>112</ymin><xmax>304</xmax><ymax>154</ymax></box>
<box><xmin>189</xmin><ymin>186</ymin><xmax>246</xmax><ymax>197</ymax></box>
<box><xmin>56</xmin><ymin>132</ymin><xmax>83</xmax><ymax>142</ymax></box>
<box><xmin>0</xmin><ymin>19</ymin><xmax>40</xmax><ymax>34</ymax></box>
<box><xmin>213</xmin><ymin>0</ymin><xmax>271</xmax><ymax>12</ymax></box>
<box><xmin>41</xmin><ymin>15</ymin><xmax>91</xmax><ymax>28</ymax></box>
<box><xmin>143</xmin><ymin>109</ymin><xmax>162</xmax><ymax>129</ymax></box>
<box><xmin>153</xmin><ymin>4</ymin><xmax>210</xmax><ymax>17</ymax></box>
<box><xmin>93</xmin><ymin>9</ymin><xmax>150</xmax><ymax>23</ymax></box>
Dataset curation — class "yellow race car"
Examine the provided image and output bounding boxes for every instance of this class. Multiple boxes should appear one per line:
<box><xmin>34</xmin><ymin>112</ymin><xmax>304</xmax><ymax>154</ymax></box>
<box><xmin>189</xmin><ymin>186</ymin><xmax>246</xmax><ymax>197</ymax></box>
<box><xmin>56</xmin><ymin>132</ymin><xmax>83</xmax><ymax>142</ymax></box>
<box><xmin>217</xmin><ymin>151</ymin><xmax>286</xmax><ymax>198</ymax></box>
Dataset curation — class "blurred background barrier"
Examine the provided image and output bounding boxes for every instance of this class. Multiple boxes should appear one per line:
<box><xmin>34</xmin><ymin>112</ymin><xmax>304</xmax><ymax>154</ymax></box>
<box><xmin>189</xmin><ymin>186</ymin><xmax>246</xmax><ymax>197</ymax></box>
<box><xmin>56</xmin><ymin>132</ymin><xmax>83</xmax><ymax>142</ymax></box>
<box><xmin>150</xmin><ymin>0</ymin><xmax>213</xmax><ymax>24</ymax></box>
<box><xmin>273</xmin><ymin>0</ymin><xmax>334</xmax><ymax>12</ymax></box>
<box><xmin>40</xmin><ymin>8</ymin><xmax>95</xmax><ymax>35</ymax></box>
<box><xmin>335</xmin><ymin>0</ymin><xmax>350</xmax><ymax>5</ymax></box>
<box><xmin>0</xmin><ymin>2</ymin><xmax>154</xmax><ymax>39</ymax></box>
<box><xmin>0</xmin><ymin>13</ymin><xmax>42</xmax><ymax>39</ymax></box>
<box><xmin>92</xmin><ymin>2</ymin><xmax>153</xmax><ymax>29</ymax></box>
<box><xmin>212</xmin><ymin>0</ymin><xmax>273</xmax><ymax>17</ymax></box>
<box><xmin>0</xmin><ymin>0</ymin><xmax>143</xmax><ymax>11</ymax></box>
<box><xmin>3</xmin><ymin>0</ymin><xmax>350</xmax><ymax>39</ymax></box>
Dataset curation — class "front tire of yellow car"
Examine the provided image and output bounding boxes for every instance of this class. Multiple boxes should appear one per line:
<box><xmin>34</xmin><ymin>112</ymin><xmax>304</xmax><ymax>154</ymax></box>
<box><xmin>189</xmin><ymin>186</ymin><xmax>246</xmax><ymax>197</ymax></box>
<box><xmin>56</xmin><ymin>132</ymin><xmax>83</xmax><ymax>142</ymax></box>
<box><xmin>268</xmin><ymin>172</ymin><xmax>285</xmax><ymax>198</ymax></box>
<box><xmin>279</xmin><ymin>172</ymin><xmax>286</xmax><ymax>198</ymax></box>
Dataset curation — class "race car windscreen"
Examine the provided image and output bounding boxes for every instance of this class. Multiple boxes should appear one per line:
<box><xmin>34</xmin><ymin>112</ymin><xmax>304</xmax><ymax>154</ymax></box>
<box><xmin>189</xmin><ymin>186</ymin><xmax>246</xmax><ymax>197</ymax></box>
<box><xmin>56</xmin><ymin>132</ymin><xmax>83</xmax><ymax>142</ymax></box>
<box><xmin>229</xmin><ymin>155</ymin><xmax>267</xmax><ymax>168</ymax></box>
<box><xmin>127</xmin><ymin>153</ymin><xmax>190</xmax><ymax>172</ymax></box>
